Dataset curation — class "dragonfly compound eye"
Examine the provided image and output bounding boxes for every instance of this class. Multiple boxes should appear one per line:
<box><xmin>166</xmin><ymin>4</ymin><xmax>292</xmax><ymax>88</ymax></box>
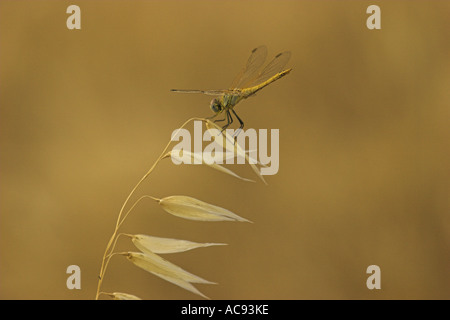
<box><xmin>210</xmin><ymin>99</ymin><xmax>222</xmax><ymax>113</ymax></box>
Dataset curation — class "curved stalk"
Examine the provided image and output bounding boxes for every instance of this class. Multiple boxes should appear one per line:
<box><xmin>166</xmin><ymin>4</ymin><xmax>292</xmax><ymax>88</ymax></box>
<box><xmin>95</xmin><ymin>117</ymin><xmax>205</xmax><ymax>299</ymax></box>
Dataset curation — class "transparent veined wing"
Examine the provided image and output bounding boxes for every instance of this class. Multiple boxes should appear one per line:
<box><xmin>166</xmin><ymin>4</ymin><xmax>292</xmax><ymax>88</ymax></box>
<box><xmin>170</xmin><ymin>46</ymin><xmax>290</xmax><ymax>97</ymax></box>
<box><xmin>242</xmin><ymin>51</ymin><xmax>291</xmax><ymax>89</ymax></box>
<box><xmin>170</xmin><ymin>89</ymin><xmax>232</xmax><ymax>96</ymax></box>
<box><xmin>229</xmin><ymin>45</ymin><xmax>268</xmax><ymax>90</ymax></box>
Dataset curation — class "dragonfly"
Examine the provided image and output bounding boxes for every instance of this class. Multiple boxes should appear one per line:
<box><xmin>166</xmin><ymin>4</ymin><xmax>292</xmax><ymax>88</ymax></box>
<box><xmin>171</xmin><ymin>45</ymin><xmax>292</xmax><ymax>137</ymax></box>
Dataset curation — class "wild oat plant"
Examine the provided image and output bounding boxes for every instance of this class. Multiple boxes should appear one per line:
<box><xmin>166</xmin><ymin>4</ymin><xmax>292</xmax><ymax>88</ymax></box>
<box><xmin>95</xmin><ymin>118</ymin><xmax>266</xmax><ymax>300</ymax></box>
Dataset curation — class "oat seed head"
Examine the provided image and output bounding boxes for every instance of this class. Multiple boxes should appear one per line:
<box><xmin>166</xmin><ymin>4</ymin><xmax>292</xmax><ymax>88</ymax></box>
<box><xmin>158</xmin><ymin>195</ymin><xmax>252</xmax><ymax>222</ymax></box>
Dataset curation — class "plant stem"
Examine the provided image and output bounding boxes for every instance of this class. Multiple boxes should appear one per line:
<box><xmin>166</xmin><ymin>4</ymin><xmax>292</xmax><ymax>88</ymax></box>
<box><xmin>95</xmin><ymin>117</ymin><xmax>204</xmax><ymax>299</ymax></box>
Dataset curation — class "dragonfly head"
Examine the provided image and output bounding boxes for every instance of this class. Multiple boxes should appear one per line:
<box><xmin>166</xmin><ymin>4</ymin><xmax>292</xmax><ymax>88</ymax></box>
<box><xmin>210</xmin><ymin>98</ymin><xmax>223</xmax><ymax>114</ymax></box>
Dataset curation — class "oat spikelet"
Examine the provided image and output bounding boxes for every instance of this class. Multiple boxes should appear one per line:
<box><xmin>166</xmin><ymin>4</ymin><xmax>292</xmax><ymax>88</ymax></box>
<box><xmin>124</xmin><ymin>252</ymin><xmax>213</xmax><ymax>299</ymax></box>
<box><xmin>157</xmin><ymin>195</ymin><xmax>252</xmax><ymax>222</ymax></box>
<box><xmin>128</xmin><ymin>234</ymin><xmax>227</xmax><ymax>254</ymax></box>
<box><xmin>165</xmin><ymin>150</ymin><xmax>254</xmax><ymax>182</ymax></box>
<box><xmin>106</xmin><ymin>292</ymin><xmax>142</xmax><ymax>300</ymax></box>
<box><xmin>205</xmin><ymin>120</ymin><xmax>267</xmax><ymax>184</ymax></box>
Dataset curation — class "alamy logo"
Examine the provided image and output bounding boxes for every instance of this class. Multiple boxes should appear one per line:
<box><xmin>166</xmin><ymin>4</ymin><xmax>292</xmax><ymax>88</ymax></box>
<box><xmin>170</xmin><ymin>121</ymin><xmax>279</xmax><ymax>176</ymax></box>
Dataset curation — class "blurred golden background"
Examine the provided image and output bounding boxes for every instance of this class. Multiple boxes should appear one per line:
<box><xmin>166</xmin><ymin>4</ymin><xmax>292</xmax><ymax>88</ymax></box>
<box><xmin>1</xmin><ymin>1</ymin><xmax>449</xmax><ymax>299</ymax></box>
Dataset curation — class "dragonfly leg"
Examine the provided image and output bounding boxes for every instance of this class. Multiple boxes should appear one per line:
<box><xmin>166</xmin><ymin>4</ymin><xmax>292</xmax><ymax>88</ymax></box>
<box><xmin>228</xmin><ymin>110</ymin><xmax>234</xmax><ymax>125</ymax></box>
<box><xmin>231</xmin><ymin>109</ymin><xmax>244</xmax><ymax>138</ymax></box>
<box><xmin>221</xmin><ymin>110</ymin><xmax>233</xmax><ymax>133</ymax></box>
<box><xmin>207</xmin><ymin>113</ymin><xmax>219</xmax><ymax>120</ymax></box>
<box><xmin>207</xmin><ymin>110</ymin><xmax>227</xmax><ymax>123</ymax></box>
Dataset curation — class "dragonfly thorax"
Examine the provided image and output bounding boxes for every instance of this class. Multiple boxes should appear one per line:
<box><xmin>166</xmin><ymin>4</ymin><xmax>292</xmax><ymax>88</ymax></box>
<box><xmin>210</xmin><ymin>98</ymin><xmax>223</xmax><ymax>114</ymax></box>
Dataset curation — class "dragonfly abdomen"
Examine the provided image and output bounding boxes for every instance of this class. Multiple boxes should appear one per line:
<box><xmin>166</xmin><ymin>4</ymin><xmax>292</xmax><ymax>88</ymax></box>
<box><xmin>242</xmin><ymin>68</ymin><xmax>292</xmax><ymax>97</ymax></box>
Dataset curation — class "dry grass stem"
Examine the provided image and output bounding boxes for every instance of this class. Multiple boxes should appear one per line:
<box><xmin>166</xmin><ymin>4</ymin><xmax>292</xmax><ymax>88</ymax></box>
<box><xmin>96</xmin><ymin>117</ymin><xmax>261</xmax><ymax>300</ymax></box>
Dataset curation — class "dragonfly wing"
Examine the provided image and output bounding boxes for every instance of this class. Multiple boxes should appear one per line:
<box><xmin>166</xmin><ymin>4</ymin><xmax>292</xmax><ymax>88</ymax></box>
<box><xmin>170</xmin><ymin>89</ymin><xmax>231</xmax><ymax>96</ymax></box>
<box><xmin>230</xmin><ymin>45</ymin><xmax>268</xmax><ymax>90</ymax></box>
<box><xmin>170</xmin><ymin>47</ymin><xmax>290</xmax><ymax>97</ymax></box>
<box><xmin>245</xmin><ymin>51</ymin><xmax>291</xmax><ymax>88</ymax></box>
